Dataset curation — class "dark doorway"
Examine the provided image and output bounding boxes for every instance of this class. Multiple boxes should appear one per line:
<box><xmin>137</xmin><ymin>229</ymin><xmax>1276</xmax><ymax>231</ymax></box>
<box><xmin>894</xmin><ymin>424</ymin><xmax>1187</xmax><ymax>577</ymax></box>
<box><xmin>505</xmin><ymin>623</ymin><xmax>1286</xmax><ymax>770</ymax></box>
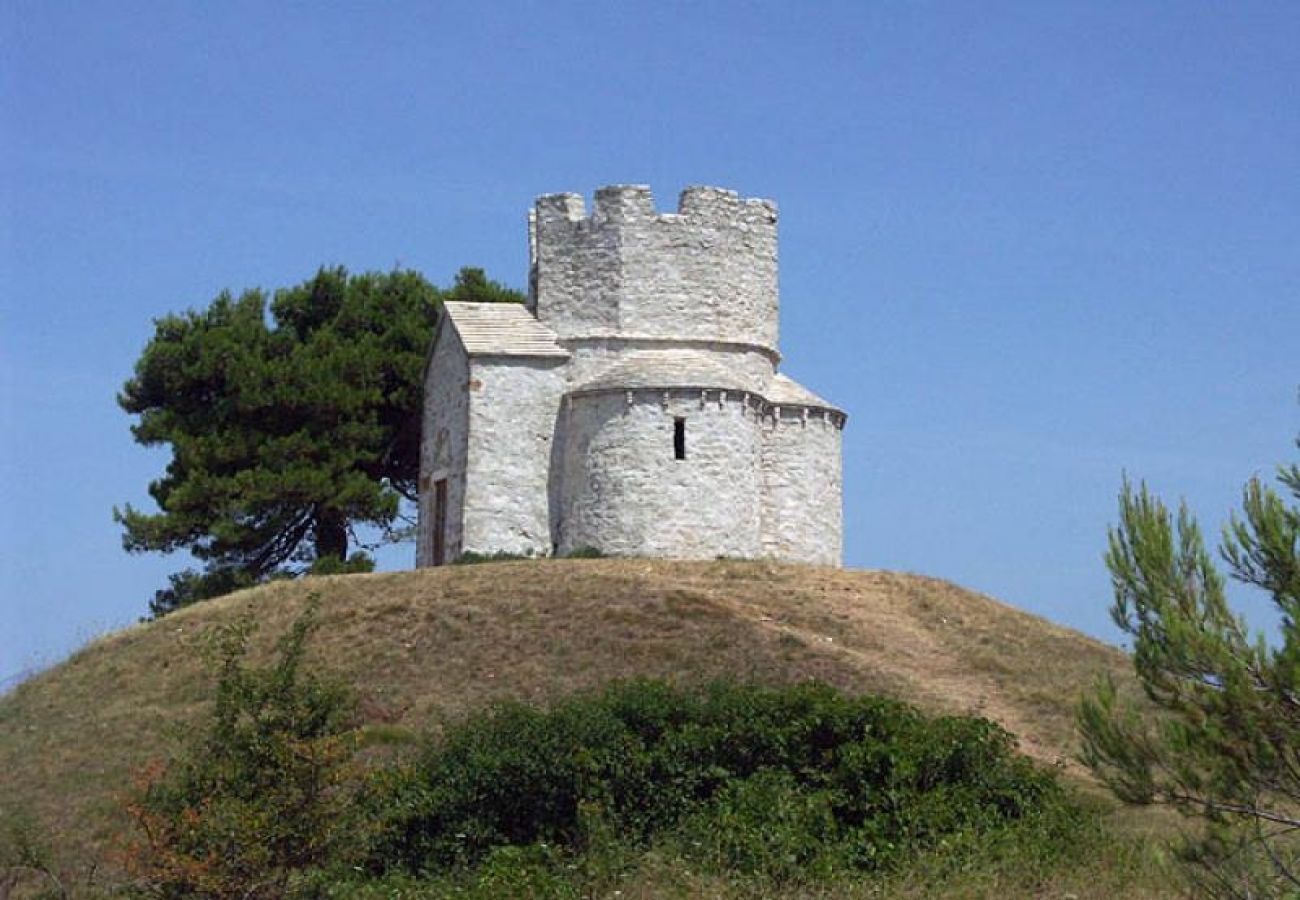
<box><xmin>433</xmin><ymin>478</ymin><xmax>448</xmax><ymax>566</ymax></box>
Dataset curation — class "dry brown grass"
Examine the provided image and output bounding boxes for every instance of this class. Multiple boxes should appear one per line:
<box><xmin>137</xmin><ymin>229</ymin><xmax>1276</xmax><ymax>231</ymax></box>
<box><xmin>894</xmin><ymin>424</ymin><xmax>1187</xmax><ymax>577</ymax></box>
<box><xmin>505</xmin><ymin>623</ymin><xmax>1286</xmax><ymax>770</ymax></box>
<box><xmin>0</xmin><ymin>559</ymin><xmax>1143</xmax><ymax>880</ymax></box>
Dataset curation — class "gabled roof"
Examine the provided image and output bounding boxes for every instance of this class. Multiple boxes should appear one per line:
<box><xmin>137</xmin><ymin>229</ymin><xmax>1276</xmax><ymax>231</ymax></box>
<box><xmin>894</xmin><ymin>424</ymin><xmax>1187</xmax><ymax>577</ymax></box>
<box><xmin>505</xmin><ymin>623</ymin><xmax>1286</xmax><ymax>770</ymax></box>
<box><xmin>441</xmin><ymin>301</ymin><xmax>569</xmax><ymax>358</ymax></box>
<box><xmin>572</xmin><ymin>350</ymin><xmax>753</xmax><ymax>394</ymax></box>
<box><xmin>764</xmin><ymin>373</ymin><xmax>841</xmax><ymax>412</ymax></box>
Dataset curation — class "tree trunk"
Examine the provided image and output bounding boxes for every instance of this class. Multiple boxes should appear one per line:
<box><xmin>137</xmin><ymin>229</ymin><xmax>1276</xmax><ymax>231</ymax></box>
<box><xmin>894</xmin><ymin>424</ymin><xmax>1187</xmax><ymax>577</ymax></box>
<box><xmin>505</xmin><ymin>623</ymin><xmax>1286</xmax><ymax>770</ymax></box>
<box><xmin>314</xmin><ymin>510</ymin><xmax>348</xmax><ymax>562</ymax></box>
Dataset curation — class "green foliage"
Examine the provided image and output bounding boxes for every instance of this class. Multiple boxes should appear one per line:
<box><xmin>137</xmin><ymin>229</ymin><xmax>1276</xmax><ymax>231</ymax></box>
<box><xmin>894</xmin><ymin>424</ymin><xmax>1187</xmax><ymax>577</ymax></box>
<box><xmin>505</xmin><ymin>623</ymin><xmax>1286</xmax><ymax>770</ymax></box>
<box><xmin>117</xmin><ymin>265</ymin><xmax>524</xmax><ymax>617</ymax></box>
<box><xmin>144</xmin><ymin>567</ymin><xmax>260</xmax><ymax>620</ymax></box>
<box><xmin>125</xmin><ymin>596</ymin><xmax>363</xmax><ymax>898</ymax></box>
<box><xmin>673</xmin><ymin>771</ymin><xmax>841</xmax><ymax>881</ymax></box>
<box><xmin>301</xmin><ymin>845</ymin><xmax>581</xmax><ymax>899</ymax></box>
<box><xmin>452</xmin><ymin>546</ymin><xmax>606</xmax><ymax>565</ymax></box>
<box><xmin>1079</xmin><ymin>455</ymin><xmax>1300</xmax><ymax>896</ymax></box>
<box><xmin>367</xmin><ymin>679</ymin><xmax>1082</xmax><ymax>883</ymax></box>
<box><xmin>439</xmin><ymin>266</ymin><xmax>526</xmax><ymax>305</ymax></box>
<box><xmin>451</xmin><ymin>549</ymin><xmax>537</xmax><ymax>565</ymax></box>
<box><xmin>307</xmin><ymin>552</ymin><xmax>376</xmax><ymax>576</ymax></box>
<box><xmin>561</xmin><ymin>545</ymin><xmax>605</xmax><ymax>559</ymax></box>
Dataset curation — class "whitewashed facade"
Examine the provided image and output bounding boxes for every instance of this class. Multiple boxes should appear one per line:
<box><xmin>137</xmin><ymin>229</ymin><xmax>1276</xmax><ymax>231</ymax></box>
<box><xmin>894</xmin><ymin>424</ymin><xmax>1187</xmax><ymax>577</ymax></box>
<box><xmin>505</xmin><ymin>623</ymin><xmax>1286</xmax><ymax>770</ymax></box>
<box><xmin>417</xmin><ymin>185</ymin><xmax>846</xmax><ymax>567</ymax></box>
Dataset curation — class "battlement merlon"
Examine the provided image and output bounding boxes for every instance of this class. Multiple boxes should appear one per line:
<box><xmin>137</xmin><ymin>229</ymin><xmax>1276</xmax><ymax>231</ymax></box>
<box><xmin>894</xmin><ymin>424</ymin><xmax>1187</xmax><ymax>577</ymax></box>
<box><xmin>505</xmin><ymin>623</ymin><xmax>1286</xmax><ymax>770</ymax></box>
<box><xmin>531</xmin><ymin>185</ymin><xmax>777</xmax><ymax>228</ymax></box>
<box><xmin>534</xmin><ymin>192</ymin><xmax>587</xmax><ymax>224</ymax></box>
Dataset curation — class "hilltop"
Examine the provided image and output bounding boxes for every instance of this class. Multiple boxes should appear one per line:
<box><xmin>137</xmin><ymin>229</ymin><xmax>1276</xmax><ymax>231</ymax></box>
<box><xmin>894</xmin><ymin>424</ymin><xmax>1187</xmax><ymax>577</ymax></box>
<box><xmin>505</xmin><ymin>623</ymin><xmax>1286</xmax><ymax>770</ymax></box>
<box><xmin>1</xmin><ymin>559</ymin><xmax>1139</xmax><ymax>880</ymax></box>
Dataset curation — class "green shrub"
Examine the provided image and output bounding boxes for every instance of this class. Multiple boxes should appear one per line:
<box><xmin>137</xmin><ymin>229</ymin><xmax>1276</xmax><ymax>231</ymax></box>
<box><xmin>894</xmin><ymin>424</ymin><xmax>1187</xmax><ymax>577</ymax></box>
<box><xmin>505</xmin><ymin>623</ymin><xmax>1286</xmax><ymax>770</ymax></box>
<box><xmin>561</xmin><ymin>545</ymin><xmax>605</xmax><ymax>559</ymax></box>
<box><xmin>308</xmin><ymin>552</ymin><xmax>376</xmax><ymax>576</ymax></box>
<box><xmin>367</xmin><ymin>679</ymin><xmax>1083</xmax><ymax>881</ymax></box>
<box><xmin>451</xmin><ymin>546</ymin><xmax>605</xmax><ymax>565</ymax></box>
<box><xmin>301</xmin><ymin>845</ymin><xmax>581</xmax><ymax>899</ymax></box>
<box><xmin>125</xmin><ymin>597</ymin><xmax>363</xmax><ymax>898</ymax></box>
<box><xmin>673</xmin><ymin>771</ymin><xmax>843</xmax><ymax>881</ymax></box>
<box><xmin>451</xmin><ymin>549</ymin><xmax>535</xmax><ymax>565</ymax></box>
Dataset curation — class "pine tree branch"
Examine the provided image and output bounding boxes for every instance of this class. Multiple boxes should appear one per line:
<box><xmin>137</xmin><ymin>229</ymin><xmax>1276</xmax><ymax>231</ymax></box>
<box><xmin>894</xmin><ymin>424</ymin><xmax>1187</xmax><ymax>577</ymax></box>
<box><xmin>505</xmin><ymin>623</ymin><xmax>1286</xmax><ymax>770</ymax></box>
<box><xmin>1165</xmin><ymin>793</ymin><xmax>1300</xmax><ymax>830</ymax></box>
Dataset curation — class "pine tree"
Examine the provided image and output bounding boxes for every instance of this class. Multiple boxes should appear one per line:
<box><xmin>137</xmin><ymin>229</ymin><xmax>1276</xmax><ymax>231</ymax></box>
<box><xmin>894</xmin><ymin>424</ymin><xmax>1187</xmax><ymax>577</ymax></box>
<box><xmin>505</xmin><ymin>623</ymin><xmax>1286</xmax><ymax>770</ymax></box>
<box><xmin>117</xmin><ymin>266</ymin><xmax>521</xmax><ymax>616</ymax></box>
<box><xmin>1079</xmin><ymin>442</ymin><xmax>1300</xmax><ymax>896</ymax></box>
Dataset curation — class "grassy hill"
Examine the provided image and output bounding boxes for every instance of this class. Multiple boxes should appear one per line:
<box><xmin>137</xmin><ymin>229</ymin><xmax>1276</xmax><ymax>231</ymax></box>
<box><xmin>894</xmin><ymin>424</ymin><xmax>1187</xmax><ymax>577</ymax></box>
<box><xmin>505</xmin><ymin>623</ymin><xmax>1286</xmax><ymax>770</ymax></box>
<box><xmin>1</xmin><ymin>559</ymin><xmax>1169</xmax><ymax>896</ymax></box>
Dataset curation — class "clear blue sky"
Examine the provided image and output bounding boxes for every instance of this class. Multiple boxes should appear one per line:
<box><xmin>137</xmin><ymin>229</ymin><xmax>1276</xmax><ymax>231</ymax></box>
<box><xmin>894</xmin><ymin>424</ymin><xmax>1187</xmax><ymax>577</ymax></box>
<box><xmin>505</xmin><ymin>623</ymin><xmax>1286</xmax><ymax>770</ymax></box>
<box><xmin>3</xmin><ymin>1</ymin><xmax>1297</xmax><ymax>681</ymax></box>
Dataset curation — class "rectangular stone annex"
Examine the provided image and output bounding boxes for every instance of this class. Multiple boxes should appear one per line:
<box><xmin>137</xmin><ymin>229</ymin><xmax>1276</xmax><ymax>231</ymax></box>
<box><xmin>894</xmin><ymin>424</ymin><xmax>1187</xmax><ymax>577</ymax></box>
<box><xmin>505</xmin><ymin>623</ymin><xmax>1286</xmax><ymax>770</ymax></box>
<box><xmin>417</xmin><ymin>184</ymin><xmax>846</xmax><ymax>567</ymax></box>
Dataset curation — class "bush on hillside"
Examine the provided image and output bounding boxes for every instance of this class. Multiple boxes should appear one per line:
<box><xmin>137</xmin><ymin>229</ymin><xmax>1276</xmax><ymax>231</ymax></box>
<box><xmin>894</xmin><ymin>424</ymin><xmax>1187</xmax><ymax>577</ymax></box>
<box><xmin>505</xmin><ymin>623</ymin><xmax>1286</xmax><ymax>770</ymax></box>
<box><xmin>451</xmin><ymin>549</ymin><xmax>537</xmax><ymax>565</ymax></box>
<box><xmin>307</xmin><ymin>552</ymin><xmax>376</xmax><ymax>576</ymax></box>
<box><xmin>452</xmin><ymin>546</ymin><xmax>605</xmax><ymax>565</ymax></box>
<box><xmin>365</xmin><ymin>679</ymin><xmax>1082</xmax><ymax>880</ymax></box>
<box><xmin>124</xmin><ymin>597</ymin><xmax>363</xmax><ymax>899</ymax></box>
<box><xmin>561</xmin><ymin>545</ymin><xmax>605</xmax><ymax>559</ymax></box>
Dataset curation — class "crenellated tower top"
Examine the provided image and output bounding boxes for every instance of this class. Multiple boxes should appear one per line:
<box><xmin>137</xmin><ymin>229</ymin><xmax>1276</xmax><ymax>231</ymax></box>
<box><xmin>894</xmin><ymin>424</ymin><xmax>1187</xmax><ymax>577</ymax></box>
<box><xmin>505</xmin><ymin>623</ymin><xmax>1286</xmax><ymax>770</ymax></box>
<box><xmin>528</xmin><ymin>185</ymin><xmax>780</xmax><ymax>356</ymax></box>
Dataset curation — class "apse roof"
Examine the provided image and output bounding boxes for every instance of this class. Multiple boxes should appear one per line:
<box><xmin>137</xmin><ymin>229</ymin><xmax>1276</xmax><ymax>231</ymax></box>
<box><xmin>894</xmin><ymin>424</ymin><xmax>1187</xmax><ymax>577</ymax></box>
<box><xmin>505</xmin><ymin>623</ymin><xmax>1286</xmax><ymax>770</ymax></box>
<box><xmin>572</xmin><ymin>353</ymin><xmax>841</xmax><ymax>413</ymax></box>
<box><xmin>573</xmin><ymin>349</ymin><xmax>752</xmax><ymax>394</ymax></box>
<box><xmin>764</xmin><ymin>372</ymin><xmax>839</xmax><ymax>410</ymax></box>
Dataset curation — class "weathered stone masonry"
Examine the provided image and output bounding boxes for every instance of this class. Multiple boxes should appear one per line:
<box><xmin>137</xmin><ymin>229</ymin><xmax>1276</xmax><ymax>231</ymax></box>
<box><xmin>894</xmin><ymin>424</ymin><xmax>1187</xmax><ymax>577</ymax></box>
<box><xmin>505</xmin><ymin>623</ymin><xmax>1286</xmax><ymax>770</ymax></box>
<box><xmin>418</xmin><ymin>185</ymin><xmax>846</xmax><ymax>567</ymax></box>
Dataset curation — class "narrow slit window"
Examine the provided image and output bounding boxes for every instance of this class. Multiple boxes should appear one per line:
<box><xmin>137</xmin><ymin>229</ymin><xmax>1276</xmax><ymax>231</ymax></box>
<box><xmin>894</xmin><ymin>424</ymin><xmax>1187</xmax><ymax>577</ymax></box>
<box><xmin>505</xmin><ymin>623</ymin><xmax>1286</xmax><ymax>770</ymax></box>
<box><xmin>673</xmin><ymin>417</ymin><xmax>686</xmax><ymax>460</ymax></box>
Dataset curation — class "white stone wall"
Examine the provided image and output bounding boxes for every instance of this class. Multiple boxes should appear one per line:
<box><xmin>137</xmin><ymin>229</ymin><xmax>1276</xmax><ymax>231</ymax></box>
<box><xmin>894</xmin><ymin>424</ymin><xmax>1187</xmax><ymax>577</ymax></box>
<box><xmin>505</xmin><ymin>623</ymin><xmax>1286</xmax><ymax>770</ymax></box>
<box><xmin>532</xmin><ymin>186</ymin><xmax>779</xmax><ymax>354</ymax></box>
<box><xmin>461</xmin><ymin>356</ymin><xmax>568</xmax><ymax>557</ymax></box>
<box><xmin>557</xmin><ymin>390</ymin><xmax>764</xmax><ymax>559</ymax></box>
<box><xmin>417</xmin><ymin>325</ymin><xmax>469</xmax><ymax>567</ymax></box>
<box><xmin>760</xmin><ymin>409</ymin><xmax>844</xmax><ymax>566</ymax></box>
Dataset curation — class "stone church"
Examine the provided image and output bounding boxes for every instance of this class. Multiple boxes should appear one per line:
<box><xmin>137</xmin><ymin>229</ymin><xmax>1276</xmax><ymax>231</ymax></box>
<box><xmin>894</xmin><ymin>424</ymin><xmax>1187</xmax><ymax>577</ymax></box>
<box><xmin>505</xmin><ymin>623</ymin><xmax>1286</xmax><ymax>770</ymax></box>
<box><xmin>417</xmin><ymin>185</ymin><xmax>846</xmax><ymax>568</ymax></box>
